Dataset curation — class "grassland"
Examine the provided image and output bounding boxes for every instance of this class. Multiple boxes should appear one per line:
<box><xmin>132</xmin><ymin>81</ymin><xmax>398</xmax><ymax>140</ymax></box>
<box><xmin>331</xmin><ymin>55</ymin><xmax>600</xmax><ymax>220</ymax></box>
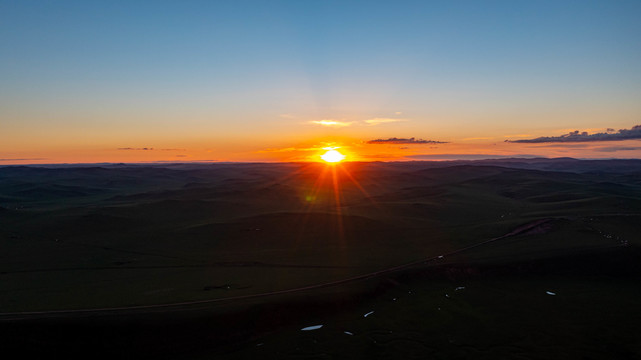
<box><xmin>1</xmin><ymin>159</ymin><xmax>640</xmax><ymax>358</ymax></box>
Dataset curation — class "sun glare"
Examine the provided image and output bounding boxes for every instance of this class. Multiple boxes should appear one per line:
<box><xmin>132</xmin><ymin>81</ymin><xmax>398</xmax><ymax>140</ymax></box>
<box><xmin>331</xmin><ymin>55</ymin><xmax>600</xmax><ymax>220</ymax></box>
<box><xmin>321</xmin><ymin>149</ymin><xmax>346</xmax><ymax>163</ymax></box>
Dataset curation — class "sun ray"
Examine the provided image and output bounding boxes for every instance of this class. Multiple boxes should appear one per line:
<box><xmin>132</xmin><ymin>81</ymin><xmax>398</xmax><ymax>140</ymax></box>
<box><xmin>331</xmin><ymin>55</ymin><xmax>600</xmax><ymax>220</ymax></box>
<box><xmin>330</xmin><ymin>165</ymin><xmax>345</xmax><ymax>240</ymax></box>
<box><xmin>336</xmin><ymin>163</ymin><xmax>380</xmax><ymax>209</ymax></box>
<box><xmin>294</xmin><ymin>163</ymin><xmax>332</xmax><ymax>243</ymax></box>
<box><xmin>286</xmin><ymin>147</ymin><xmax>384</xmax><ymax>250</ymax></box>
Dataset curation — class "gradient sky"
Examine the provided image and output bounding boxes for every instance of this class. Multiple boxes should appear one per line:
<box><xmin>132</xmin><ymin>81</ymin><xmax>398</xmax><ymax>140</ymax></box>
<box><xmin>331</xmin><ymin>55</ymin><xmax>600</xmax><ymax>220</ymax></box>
<box><xmin>2</xmin><ymin>0</ymin><xmax>641</xmax><ymax>163</ymax></box>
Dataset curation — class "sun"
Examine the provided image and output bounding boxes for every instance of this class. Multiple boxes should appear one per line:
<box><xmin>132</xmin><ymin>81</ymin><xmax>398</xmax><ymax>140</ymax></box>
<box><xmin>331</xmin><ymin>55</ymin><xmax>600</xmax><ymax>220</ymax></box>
<box><xmin>321</xmin><ymin>149</ymin><xmax>346</xmax><ymax>163</ymax></box>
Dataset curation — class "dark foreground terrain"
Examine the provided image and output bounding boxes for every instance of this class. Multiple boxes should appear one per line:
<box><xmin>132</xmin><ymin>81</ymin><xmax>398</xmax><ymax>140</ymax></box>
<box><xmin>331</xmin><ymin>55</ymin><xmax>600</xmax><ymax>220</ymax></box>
<box><xmin>1</xmin><ymin>158</ymin><xmax>640</xmax><ymax>359</ymax></box>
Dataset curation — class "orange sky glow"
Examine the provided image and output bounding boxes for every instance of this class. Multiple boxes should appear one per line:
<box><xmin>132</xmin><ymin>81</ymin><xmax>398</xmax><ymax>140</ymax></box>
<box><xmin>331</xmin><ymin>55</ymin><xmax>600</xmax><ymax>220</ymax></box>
<box><xmin>3</xmin><ymin>134</ymin><xmax>641</xmax><ymax>165</ymax></box>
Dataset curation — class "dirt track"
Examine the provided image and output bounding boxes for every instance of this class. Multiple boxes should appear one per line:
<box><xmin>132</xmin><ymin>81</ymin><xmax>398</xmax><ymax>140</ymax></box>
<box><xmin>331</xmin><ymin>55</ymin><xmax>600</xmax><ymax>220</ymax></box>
<box><xmin>0</xmin><ymin>218</ymin><xmax>559</xmax><ymax>321</ymax></box>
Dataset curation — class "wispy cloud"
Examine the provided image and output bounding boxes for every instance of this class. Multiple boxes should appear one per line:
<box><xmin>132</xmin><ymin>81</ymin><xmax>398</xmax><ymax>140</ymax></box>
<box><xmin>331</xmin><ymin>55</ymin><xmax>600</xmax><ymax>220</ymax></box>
<box><xmin>461</xmin><ymin>137</ymin><xmax>495</xmax><ymax>141</ymax></box>
<box><xmin>0</xmin><ymin>158</ymin><xmax>47</xmax><ymax>161</ymax></box>
<box><xmin>258</xmin><ymin>147</ymin><xmax>298</xmax><ymax>153</ymax></box>
<box><xmin>308</xmin><ymin>120</ymin><xmax>354</xmax><ymax>128</ymax></box>
<box><xmin>117</xmin><ymin>147</ymin><xmax>187</xmax><ymax>151</ymax></box>
<box><xmin>406</xmin><ymin>154</ymin><xmax>542</xmax><ymax>160</ymax></box>
<box><xmin>258</xmin><ymin>146</ymin><xmax>325</xmax><ymax>153</ymax></box>
<box><xmin>508</xmin><ymin>125</ymin><xmax>641</xmax><ymax>143</ymax></box>
<box><xmin>367</xmin><ymin>137</ymin><xmax>448</xmax><ymax>144</ymax></box>
<box><xmin>504</xmin><ymin>134</ymin><xmax>532</xmax><ymax>138</ymax></box>
<box><xmin>364</xmin><ymin>118</ymin><xmax>406</xmax><ymax>126</ymax></box>
<box><xmin>525</xmin><ymin>143</ymin><xmax>592</xmax><ymax>149</ymax></box>
<box><xmin>595</xmin><ymin>146</ymin><xmax>641</xmax><ymax>152</ymax></box>
<box><xmin>304</xmin><ymin>117</ymin><xmax>407</xmax><ymax>127</ymax></box>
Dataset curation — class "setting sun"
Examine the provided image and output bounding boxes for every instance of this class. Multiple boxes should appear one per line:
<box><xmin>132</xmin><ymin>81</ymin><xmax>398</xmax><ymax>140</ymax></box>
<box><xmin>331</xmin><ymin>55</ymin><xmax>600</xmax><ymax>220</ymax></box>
<box><xmin>321</xmin><ymin>149</ymin><xmax>346</xmax><ymax>163</ymax></box>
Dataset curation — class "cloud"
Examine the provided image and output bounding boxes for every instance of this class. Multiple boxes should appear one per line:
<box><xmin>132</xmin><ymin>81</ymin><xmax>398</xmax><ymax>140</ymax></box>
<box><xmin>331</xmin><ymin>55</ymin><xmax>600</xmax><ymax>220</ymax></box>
<box><xmin>306</xmin><ymin>117</ymin><xmax>406</xmax><ymax>127</ymax></box>
<box><xmin>367</xmin><ymin>137</ymin><xmax>448</xmax><ymax>144</ymax></box>
<box><xmin>258</xmin><ymin>146</ymin><xmax>324</xmax><ymax>153</ymax></box>
<box><xmin>308</xmin><ymin>120</ymin><xmax>354</xmax><ymax>127</ymax></box>
<box><xmin>525</xmin><ymin>143</ymin><xmax>592</xmax><ymax>149</ymax></box>
<box><xmin>595</xmin><ymin>146</ymin><xmax>641</xmax><ymax>153</ymax></box>
<box><xmin>504</xmin><ymin>134</ymin><xmax>533</xmax><ymax>138</ymax></box>
<box><xmin>508</xmin><ymin>125</ymin><xmax>641</xmax><ymax>143</ymax></box>
<box><xmin>258</xmin><ymin>147</ymin><xmax>297</xmax><ymax>153</ymax></box>
<box><xmin>0</xmin><ymin>158</ymin><xmax>47</xmax><ymax>161</ymax></box>
<box><xmin>406</xmin><ymin>154</ymin><xmax>543</xmax><ymax>160</ymax></box>
<box><xmin>364</xmin><ymin>118</ymin><xmax>406</xmax><ymax>125</ymax></box>
<box><xmin>362</xmin><ymin>153</ymin><xmax>402</xmax><ymax>159</ymax></box>
<box><xmin>461</xmin><ymin>137</ymin><xmax>495</xmax><ymax>141</ymax></box>
<box><xmin>117</xmin><ymin>147</ymin><xmax>186</xmax><ymax>151</ymax></box>
<box><xmin>147</xmin><ymin>159</ymin><xmax>217</xmax><ymax>163</ymax></box>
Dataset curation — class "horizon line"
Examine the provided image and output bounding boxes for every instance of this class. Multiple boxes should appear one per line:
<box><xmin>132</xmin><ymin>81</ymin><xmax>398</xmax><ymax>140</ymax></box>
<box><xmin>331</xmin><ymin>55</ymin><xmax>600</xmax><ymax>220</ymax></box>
<box><xmin>3</xmin><ymin>156</ymin><xmax>641</xmax><ymax>167</ymax></box>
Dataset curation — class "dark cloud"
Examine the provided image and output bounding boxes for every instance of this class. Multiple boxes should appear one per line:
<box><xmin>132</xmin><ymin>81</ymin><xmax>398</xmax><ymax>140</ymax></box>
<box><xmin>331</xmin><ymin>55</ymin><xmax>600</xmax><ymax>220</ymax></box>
<box><xmin>118</xmin><ymin>147</ymin><xmax>154</xmax><ymax>151</ymax></box>
<box><xmin>508</xmin><ymin>125</ymin><xmax>641</xmax><ymax>143</ymax></box>
<box><xmin>367</xmin><ymin>137</ymin><xmax>448</xmax><ymax>144</ymax></box>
